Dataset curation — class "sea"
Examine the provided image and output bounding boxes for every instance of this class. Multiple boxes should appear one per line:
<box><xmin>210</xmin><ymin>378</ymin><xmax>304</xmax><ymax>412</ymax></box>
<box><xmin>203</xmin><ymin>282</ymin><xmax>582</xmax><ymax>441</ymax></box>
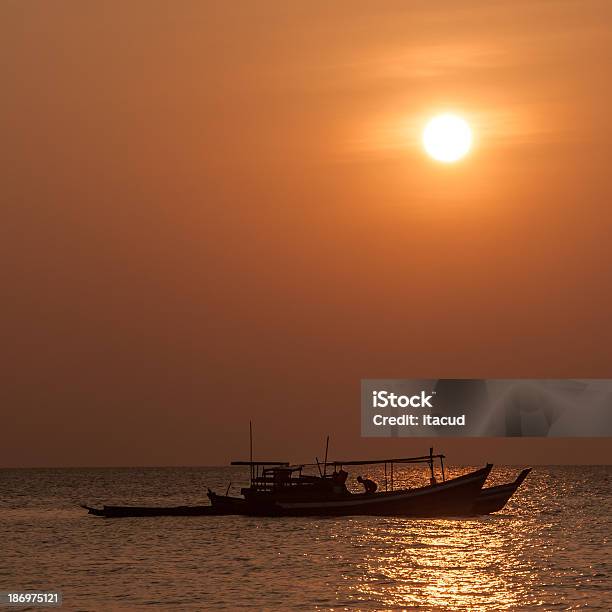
<box><xmin>1</xmin><ymin>465</ymin><xmax>610</xmax><ymax>610</ymax></box>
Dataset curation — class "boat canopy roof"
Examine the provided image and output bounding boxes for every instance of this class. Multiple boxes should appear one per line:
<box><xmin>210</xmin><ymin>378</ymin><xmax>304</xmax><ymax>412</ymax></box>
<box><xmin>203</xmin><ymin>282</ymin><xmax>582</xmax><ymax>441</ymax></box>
<box><xmin>230</xmin><ymin>454</ymin><xmax>446</xmax><ymax>469</ymax></box>
<box><xmin>328</xmin><ymin>454</ymin><xmax>445</xmax><ymax>466</ymax></box>
<box><xmin>231</xmin><ymin>461</ymin><xmax>290</xmax><ymax>466</ymax></box>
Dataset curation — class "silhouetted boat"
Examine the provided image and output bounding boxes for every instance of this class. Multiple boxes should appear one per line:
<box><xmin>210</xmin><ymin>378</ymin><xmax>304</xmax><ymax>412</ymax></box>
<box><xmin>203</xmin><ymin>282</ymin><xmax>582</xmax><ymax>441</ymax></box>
<box><xmin>208</xmin><ymin>460</ymin><xmax>493</xmax><ymax>517</ymax></box>
<box><xmin>82</xmin><ymin>451</ymin><xmax>495</xmax><ymax>518</ymax></box>
<box><xmin>473</xmin><ymin>468</ymin><xmax>532</xmax><ymax>514</ymax></box>
<box><xmin>82</xmin><ymin>426</ymin><xmax>517</xmax><ymax>519</ymax></box>
<box><xmin>81</xmin><ymin>465</ymin><xmax>530</xmax><ymax>518</ymax></box>
<box><xmin>80</xmin><ymin>504</ymin><xmax>221</xmax><ymax>518</ymax></box>
<box><xmin>206</xmin><ymin>444</ymin><xmax>497</xmax><ymax>518</ymax></box>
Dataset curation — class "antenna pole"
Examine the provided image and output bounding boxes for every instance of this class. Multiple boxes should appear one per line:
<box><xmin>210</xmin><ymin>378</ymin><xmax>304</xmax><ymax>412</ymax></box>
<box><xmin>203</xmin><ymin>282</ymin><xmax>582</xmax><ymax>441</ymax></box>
<box><xmin>315</xmin><ymin>457</ymin><xmax>323</xmax><ymax>477</ymax></box>
<box><xmin>323</xmin><ymin>436</ymin><xmax>329</xmax><ymax>477</ymax></box>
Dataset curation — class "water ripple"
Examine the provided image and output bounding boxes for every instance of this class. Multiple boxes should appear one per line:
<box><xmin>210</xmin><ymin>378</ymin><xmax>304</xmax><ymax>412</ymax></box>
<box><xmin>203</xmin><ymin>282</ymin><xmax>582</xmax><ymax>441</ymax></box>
<box><xmin>0</xmin><ymin>465</ymin><xmax>610</xmax><ymax>610</ymax></box>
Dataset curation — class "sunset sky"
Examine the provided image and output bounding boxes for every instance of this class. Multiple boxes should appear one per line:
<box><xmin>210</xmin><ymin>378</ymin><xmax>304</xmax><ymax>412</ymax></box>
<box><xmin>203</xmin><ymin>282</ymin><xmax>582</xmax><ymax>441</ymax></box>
<box><xmin>2</xmin><ymin>1</ymin><xmax>611</xmax><ymax>466</ymax></box>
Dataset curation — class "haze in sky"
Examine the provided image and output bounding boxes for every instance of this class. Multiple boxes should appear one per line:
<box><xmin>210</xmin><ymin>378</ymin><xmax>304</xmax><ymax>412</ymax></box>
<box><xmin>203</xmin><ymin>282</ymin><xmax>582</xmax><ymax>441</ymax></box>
<box><xmin>2</xmin><ymin>1</ymin><xmax>611</xmax><ymax>466</ymax></box>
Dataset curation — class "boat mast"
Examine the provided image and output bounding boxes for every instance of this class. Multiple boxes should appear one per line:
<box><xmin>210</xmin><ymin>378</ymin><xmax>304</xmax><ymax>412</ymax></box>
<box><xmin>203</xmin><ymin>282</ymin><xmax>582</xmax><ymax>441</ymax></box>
<box><xmin>249</xmin><ymin>421</ymin><xmax>253</xmax><ymax>483</ymax></box>
<box><xmin>323</xmin><ymin>436</ymin><xmax>329</xmax><ymax>477</ymax></box>
<box><xmin>429</xmin><ymin>447</ymin><xmax>435</xmax><ymax>482</ymax></box>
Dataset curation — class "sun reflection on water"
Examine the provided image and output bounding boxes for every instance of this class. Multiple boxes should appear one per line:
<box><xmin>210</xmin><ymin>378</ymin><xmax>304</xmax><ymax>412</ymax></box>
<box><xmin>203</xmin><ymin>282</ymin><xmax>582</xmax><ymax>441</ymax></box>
<box><xmin>330</xmin><ymin>465</ymin><xmax>558</xmax><ymax>610</ymax></box>
<box><xmin>339</xmin><ymin>518</ymin><xmax>522</xmax><ymax>610</ymax></box>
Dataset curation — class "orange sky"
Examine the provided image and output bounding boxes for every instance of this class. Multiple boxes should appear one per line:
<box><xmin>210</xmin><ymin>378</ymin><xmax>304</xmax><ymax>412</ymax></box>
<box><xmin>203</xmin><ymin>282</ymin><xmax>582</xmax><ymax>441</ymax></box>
<box><xmin>2</xmin><ymin>1</ymin><xmax>611</xmax><ymax>466</ymax></box>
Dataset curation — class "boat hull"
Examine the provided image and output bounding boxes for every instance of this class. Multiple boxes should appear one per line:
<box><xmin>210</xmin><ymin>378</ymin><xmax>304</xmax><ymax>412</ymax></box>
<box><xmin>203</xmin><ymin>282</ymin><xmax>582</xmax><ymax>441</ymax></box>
<box><xmin>81</xmin><ymin>504</ymin><xmax>221</xmax><ymax>518</ymax></box>
<box><xmin>473</xmin><ymin>468</ymin><xmax>532</xmax><ymax>514</ymax></box>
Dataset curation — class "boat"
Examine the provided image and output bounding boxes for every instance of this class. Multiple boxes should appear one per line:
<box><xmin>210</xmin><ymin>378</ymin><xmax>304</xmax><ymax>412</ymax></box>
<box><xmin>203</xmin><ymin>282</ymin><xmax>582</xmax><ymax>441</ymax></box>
<box><xmin>81</xmin><ymin>465</ymin><xmax>530</xmax><ymax>518</ymax></box>
<box><xmin>80</xmin><ymin>504</ymin><xmax>220</xmax><ymax>518</ymax></box>
<box><xmin>81</xmin><ymin>450</ymin><xmax>494</xmax><ymax>518</ymax></box>
<box><xmin>81</xmin><ymin>423</ymin><xmax>505</xmax><ymax>519</ymax></box>
<box><xmin>473</xmin><ymin>468</ymin><xmax>532</xmax><ymax>515</ymax></box>
<box><xmin>209</xmin><ymin>464</ymin><xmax>492</xmax><ymax>517</ymax></box>
<box><xmin>206</xmin><ymin>446</ymin><xmax>494</xmax><ymax>517</ymax></box>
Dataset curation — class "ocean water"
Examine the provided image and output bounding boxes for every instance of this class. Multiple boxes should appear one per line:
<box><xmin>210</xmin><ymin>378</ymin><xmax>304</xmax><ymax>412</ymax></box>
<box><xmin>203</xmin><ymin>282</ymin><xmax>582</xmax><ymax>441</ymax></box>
<box><xmin>1</xmin><ymin>465</ymin><xmax>610</xmax><ymax>610</ymax></box>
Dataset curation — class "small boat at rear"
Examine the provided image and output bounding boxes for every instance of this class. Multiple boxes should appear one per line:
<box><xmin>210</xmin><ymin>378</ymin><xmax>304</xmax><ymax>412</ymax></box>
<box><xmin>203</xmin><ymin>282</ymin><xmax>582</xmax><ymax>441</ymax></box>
<box><xmin>473</xmin><ymin>468</ymin><xmax>532</xmax><ymax>515</ymax></box>
<box><xmin>81</xmin><ymin>504</ymin><xmax>220</xmax><ymax>518</ymax></box>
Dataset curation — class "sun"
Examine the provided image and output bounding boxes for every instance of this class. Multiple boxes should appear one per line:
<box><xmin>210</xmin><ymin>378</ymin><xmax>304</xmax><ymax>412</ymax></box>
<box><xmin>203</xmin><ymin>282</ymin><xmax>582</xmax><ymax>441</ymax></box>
<box><xmin>422</xmin><ymin>114</ymin><xmax>473</xmax><ymax>163</ymax></box>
